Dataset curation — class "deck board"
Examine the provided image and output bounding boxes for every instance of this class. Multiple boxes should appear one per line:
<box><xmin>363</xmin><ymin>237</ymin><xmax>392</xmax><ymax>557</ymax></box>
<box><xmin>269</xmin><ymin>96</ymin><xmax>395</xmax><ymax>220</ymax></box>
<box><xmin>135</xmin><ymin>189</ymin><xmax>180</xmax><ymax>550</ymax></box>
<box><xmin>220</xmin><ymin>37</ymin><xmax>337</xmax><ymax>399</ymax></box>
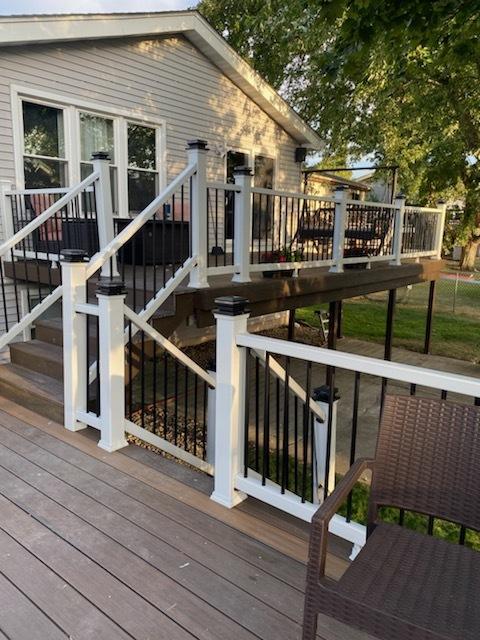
<box><xmin>0</xmin><ymin>398</ymin><xmax>374</xmax><ymax>640</ymax></box>
<box><xmin>0</xmin><ymin>571</ymin><xmax>68</xmax><ymax>640</ymax></box>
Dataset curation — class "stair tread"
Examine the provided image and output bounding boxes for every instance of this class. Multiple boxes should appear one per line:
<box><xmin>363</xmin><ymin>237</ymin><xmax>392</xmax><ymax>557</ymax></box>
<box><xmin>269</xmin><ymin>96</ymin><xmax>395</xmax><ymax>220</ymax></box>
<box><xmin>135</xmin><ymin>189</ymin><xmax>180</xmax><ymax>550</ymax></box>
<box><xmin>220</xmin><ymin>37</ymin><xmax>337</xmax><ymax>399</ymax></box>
<box><xmin>0</xmin><ymin>362</ymin><xmax>63</xmax><ymax>404</ymax></box>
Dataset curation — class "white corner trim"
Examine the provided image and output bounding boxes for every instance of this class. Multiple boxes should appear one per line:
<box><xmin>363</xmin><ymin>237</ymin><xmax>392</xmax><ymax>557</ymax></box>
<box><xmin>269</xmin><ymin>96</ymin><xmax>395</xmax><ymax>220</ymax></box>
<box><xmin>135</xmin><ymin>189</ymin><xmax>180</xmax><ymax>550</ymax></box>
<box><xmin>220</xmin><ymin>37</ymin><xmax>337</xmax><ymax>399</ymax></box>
<box><xmin>0</xmin><ymin>12</ymin><xmax>322</xmax><ymax>149</ymax></box>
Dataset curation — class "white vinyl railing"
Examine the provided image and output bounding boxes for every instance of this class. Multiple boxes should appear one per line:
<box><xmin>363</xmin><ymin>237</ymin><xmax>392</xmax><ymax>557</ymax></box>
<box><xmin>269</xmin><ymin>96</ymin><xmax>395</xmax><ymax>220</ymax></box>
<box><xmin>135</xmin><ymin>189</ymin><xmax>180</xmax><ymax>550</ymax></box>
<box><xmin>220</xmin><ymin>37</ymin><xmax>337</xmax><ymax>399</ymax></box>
<box><xmin>204</xmin><ymin>175</ymin><xmax>446</xmax><ymax>282</ymax></box>
<box><xmin>211</xmin><ymin>302</ymin><xmax>480</xmax><ymax>558</ymax></box>
<box><xmin>62</xmin><ymin>142</ymin><xmax>214</xmax><ymax>459</ymax></box>
<box><xmin>0</xmin><ymin>170</ymin><xmax>100</xmax><ymax>350</ymax></box>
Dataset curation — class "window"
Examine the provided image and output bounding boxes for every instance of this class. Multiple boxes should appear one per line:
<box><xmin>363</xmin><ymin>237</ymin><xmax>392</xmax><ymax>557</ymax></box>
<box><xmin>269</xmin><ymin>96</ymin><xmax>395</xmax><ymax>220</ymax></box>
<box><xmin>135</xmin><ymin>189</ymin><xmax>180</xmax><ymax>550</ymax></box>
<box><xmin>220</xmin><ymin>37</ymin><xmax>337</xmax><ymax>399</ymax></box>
<box><xmin>16</xmin><ymin>90</ymin><xmax>164</xmax><ymax>216</ymax></box>
<box><xmin>254</xmin><ymin>155</ymin><xmax>275</xmax><ymax>189</ymax></box>
<box><xmin>127</xmin><ymin>124</ymin><xmax>158</xmax><ymax>214</ymax></box>
<box><xmin>253</xmin><ymin>154</ymin><xmax>275</xmax><ymax>239</ymax></box>
<box><xmin>79</xmin><ymin>112</ymin><xmax>118</xmax><ymax>213</ymax></box>
<box><xmin>22</xmin><ymin>101</ymin><xmax>67</xmax><ymax>188</ymax></box>
<box><xmin>225</xmin><ymin>150</ymin><xmax>249</xmax><ymax>240</ymax></box>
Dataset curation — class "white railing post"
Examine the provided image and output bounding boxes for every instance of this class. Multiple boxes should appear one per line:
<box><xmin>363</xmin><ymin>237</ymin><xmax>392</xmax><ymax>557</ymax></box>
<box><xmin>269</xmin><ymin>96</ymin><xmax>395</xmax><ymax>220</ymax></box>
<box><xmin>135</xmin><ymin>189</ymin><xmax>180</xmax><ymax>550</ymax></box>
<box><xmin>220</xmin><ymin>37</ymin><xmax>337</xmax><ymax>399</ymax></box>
<box><xmin>92</xmin><ymin>151</ymin><xmax>118</xmax><ymax>277</ymax></box>
<box><xmin>96</xmin><ymin>278</ymin><xmax>129</xmax><ymax>452</ymax></box>
<box><xmin>391</xmin><ymin>194</ymin><xmax>406</xmax><ymax>265</ymax></box>
<box><xmin>211</xmin><ymin>296</ymin><xmax>250</xmax><ymax>508</ymax></box>
<box><xmin>61</xmin><ymin>249</ymin><xmax>88</xmax><ymax>432</ymax></box>
<box><xmin>0</xmin><ymin>180</ymin><xmax>14</xmax><ymax>261</ymax></box>
<box><xmin>434</xmin><ymin>199</ymin><xmax>447</xmax><ymax>259</ymax></box>
<box><xmin>232</xmin><ymin>166</ymin><xmax>253</xmax><ymax>283</ymax></box>
<box><xmin>187</xmin><ymin>140</ymin><xmax>209</xmax><ymax>289</ymax></box>
<box><xmin>312</xmin><ymin>385</ymin><xmax>339</xmax><ymax>503</ymax></box>
<box><xmin>330</xmin><ymin>185</ymin><xmax>347</xmax><ymax>273</ymax></box>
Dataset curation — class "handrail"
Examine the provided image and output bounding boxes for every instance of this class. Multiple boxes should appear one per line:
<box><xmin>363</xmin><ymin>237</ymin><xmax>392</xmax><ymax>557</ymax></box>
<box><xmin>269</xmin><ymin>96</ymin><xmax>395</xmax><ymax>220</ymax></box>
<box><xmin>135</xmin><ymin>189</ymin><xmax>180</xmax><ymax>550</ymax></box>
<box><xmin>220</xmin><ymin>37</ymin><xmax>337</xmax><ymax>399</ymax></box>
<box><xmin>252</xmin><ymin>186</ymin><xmax>336</xmax><ymax>202</ymax></box>
<box><xmin>404</xmin><ymin>205</ymin><xmax>442</xmax><ymax>214</ymax></box>
<box><xmin>86</xmin><ymin>162</ymin><xmax>197</xmax><ymax>278</ymax></box>
<box><xmin>207</xmin><ymin>181</ymin><xmax>241</xmax><ymax>193</ymax></box>
<box><xmin>345</xmin><ymin>198</ymin><xmax>398</xmax><ymax>209</ymax></box>
<box><xmin>6</xmin><ymin>186</ymin><xmax>94</xmax><ymax>196</ymax></box>
<box><xmin>0</xmin><ymin>171</ymin><xmax>99</xmax><ymax>258</ymax></box>
<box><xmin>237</xmin><ymin>333</ymin><xmax>480</xmax><ymax>398</ymax></box>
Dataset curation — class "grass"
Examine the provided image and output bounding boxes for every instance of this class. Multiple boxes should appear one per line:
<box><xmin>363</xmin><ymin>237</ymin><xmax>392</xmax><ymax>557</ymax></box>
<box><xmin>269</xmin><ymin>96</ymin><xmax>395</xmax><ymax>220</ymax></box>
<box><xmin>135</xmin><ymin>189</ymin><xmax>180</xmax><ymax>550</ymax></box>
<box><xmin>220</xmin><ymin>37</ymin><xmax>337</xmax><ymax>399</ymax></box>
<box><xmin>250</xmin><ymin>444</ymin><xmax>480</xmax><ymax>550</ymax></box>
<box><xmin>337</xmin><ymin>478</ymin><xmax>480</xmax><ymax>550</ymax></box>
<box><xmin>296</xmin><ymin>287</ymin><xmax>480</xmax><ymax>363</ymax></box>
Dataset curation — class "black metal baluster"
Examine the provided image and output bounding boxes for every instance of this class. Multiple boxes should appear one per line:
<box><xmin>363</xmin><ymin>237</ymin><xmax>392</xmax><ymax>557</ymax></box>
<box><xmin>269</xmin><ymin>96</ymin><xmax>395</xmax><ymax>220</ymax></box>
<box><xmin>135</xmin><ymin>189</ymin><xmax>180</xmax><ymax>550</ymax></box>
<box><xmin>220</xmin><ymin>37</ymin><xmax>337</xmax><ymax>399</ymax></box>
<box><xmin>262</xmin><ymin>352</ymin><xmax>271</xmax><ymax>484</ymax></box>
<box><xmin>301</xmin><ymin>361</ymin><xmax>312</xmax><ymax>503</ymax></box>
<box><xmin>346</xmin><ymin>371</ymin><xmax>361</xmax><ymax>522</ymax></box>
<box><xmin>281</xmin><ymin>356</ymin><xmax>291</xmax><ymax>494</ymax></box>
<box><xmin>184</xmin><ymin>366</ymin><xmax>189</xmax><ymax>451</ymax></box>
<box><xmin>255</xmin><ymin>356</ymin><xmax>260</xmax><ymax>471</ymax></box>
<box><xmin>244</xmin><ymin>349</ymin><xmax>251</xmax><ymax>477</ymax></box>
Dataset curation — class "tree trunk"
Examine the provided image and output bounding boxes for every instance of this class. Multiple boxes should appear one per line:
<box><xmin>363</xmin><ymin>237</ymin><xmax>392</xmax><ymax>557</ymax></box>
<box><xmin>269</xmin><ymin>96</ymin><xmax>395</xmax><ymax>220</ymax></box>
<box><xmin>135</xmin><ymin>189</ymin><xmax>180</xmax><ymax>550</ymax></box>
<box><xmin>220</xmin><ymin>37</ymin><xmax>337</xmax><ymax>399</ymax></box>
<box><xmin>460</xmin><ymin>239</ymin><xmax>480</xmax><ymax>270</ymax></box>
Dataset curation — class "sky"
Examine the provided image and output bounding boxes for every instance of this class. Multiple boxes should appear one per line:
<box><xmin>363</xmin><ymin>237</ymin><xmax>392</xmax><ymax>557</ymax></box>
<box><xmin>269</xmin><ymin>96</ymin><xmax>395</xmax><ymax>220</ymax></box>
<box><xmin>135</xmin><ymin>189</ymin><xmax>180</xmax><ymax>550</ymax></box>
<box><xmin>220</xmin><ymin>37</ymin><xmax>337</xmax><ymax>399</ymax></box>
<box><xmin>0</xmin><ymin>0</ymin><xmax>197</xmax><ymax>14</ymax></box>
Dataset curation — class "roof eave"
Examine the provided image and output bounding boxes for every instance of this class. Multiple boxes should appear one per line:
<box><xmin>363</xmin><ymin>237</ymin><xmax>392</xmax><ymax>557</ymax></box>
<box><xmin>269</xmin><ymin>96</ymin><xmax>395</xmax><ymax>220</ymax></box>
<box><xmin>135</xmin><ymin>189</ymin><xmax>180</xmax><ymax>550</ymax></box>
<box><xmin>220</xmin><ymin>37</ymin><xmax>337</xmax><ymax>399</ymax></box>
<box><xmin>0</xmin><ymin>10</ymin><xmax>323</xmax><ymax>149</ymax></box>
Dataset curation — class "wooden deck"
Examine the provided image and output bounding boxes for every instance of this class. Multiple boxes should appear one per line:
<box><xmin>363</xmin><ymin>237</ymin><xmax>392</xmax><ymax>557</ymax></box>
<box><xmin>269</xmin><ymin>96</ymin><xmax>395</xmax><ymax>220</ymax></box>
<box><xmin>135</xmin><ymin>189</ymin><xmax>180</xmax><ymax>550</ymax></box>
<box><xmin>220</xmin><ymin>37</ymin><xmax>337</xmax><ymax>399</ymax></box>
<box><xmin>0</xmin><ymin>397</ymin><xmax>374</xmax><ymax>640</ymax></box>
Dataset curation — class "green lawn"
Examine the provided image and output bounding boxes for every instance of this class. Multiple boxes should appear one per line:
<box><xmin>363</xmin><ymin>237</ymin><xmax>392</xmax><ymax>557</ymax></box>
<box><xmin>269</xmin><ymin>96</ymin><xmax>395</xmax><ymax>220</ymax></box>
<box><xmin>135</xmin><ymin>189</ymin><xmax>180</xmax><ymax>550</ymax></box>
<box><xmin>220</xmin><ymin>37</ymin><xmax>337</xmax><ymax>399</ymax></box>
<box><xmin>297</xmin><ymin>293</ymin><xmax>480</xmax><ymax>363</ymax></box>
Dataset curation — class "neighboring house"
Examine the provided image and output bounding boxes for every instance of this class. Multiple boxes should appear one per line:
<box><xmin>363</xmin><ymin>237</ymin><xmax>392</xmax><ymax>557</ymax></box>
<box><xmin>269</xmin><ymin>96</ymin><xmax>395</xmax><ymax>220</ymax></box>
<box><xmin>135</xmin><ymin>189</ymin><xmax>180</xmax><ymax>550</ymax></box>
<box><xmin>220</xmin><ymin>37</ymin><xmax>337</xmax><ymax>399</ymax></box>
<box><xmin>359</xmin><ymin>170</ymin><xmax>394</xmax><ymax>203</ymax></box>
<box><xmin>0</xmin><ymin>11</ymin><xmax>321</xmax><ymax>221</ymax></box>
<box><xmin>304</xmin><ymin>171</ymin><xmax>371</xmax><ymax>201</ymax></box>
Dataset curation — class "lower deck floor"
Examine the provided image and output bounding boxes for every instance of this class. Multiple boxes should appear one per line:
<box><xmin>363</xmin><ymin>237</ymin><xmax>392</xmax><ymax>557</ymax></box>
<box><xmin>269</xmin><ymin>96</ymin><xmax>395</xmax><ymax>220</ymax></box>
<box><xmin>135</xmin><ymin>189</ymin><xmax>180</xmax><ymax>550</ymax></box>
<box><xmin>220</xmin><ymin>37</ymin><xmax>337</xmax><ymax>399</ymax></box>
<box><xmin>0</xmin><ymin>397</ymin><xmax>376</xmax><ymax>640</ymax></box>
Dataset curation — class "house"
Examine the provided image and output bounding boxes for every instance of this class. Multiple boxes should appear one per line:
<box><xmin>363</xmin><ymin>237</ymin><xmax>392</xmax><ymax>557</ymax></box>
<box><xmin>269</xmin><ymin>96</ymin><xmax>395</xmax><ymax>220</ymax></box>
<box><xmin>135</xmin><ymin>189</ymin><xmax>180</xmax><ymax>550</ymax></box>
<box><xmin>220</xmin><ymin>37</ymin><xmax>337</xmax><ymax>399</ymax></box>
<box><xmin>304</xmin><ymin>170</ymin><xmax>371</xmax><ymax>201</ymax></box>
<box><xmin>0</xmin><ymin>11</ymin><xmax>320</xmax><ymax>207</ymax></box>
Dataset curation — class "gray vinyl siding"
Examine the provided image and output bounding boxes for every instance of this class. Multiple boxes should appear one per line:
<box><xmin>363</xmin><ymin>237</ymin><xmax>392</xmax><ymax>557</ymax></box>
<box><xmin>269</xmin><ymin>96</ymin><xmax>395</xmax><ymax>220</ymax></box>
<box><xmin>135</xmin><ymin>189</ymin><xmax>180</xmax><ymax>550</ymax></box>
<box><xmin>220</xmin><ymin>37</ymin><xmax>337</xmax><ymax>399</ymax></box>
<box><xmin>0</xmin><ymin>34</ymin><xmax>302</xmax><ymax>189</ymax></box>
<box><xmin>0</xmin><ymin>34</ymin><xmax>302</xmax><ymax>332</ymax></box>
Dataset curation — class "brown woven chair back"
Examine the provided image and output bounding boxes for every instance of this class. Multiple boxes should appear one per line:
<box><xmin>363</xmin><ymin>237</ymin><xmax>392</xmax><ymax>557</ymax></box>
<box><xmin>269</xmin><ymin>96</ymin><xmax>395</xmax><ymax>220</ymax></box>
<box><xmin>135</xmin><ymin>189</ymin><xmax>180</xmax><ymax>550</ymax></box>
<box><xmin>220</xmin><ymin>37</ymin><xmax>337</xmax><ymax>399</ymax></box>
<box><xmin>369</xmin><ymin>394</ymin><xmax>480</xmax><ymax>532</ymax></box>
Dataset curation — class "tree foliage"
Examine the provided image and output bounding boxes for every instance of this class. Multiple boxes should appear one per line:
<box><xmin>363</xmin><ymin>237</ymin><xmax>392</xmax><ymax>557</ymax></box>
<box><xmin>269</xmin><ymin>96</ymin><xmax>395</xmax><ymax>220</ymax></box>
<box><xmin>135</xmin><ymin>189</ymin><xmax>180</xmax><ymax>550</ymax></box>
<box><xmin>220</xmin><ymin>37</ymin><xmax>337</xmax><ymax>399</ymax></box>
<box><xmin>199</xmin><ymin>0</ymin><xmax>480</xmax><ymax>267</ymax></box>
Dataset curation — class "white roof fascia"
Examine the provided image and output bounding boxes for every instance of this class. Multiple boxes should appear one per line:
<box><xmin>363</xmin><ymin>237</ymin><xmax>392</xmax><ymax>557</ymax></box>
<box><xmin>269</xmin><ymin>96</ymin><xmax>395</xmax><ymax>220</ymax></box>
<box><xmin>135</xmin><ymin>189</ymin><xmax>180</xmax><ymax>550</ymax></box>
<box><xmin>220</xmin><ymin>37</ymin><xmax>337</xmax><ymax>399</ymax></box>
<box><xmin>0</xmin><ymin>11</ymin><xmax>323</xmax><ymax>149</ymax></box>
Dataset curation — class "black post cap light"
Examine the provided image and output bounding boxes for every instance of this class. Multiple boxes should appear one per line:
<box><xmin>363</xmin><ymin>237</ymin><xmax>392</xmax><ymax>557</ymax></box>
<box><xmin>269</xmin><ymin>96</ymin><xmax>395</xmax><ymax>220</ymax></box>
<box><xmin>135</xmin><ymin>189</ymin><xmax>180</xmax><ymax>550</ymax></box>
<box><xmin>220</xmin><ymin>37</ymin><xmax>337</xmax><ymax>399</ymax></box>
<box><xmin>91</xmin><ymin>151</ymin><xmax>111</xmax><ymax>161</ymax></box>
<box><xmin>214</xmin><ymin>296</ymin><xmax>249</xmax><ymax>316</ymax></box>
<box><xmin>60</xmin><ymin>249</ymin><xmax>88</xmax><ymax>263</ymax></box>
<box><xmin>96</xmin><ymin>276</ymin><xmax>127</xmax><ymax>297</ymax></box>
<box><xmin>312</xmin><ymin>384</ymin><xmax>340</xmax><ymax>403</ymax></box>
<box><xmin>186</xmin><ymin>140</ymin><xmax>209</xmax><ymax>150</ymax></box>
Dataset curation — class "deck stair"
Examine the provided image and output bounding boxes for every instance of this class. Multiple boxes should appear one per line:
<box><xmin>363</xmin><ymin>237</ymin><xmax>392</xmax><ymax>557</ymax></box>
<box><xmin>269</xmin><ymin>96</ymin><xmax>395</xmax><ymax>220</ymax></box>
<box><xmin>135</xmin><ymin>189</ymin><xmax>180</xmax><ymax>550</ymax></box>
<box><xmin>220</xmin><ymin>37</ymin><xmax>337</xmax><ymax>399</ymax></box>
<box><xmin>0</xmin><ymin>285</ymin><xmax>194</xmax><ymax>423</ymax></box>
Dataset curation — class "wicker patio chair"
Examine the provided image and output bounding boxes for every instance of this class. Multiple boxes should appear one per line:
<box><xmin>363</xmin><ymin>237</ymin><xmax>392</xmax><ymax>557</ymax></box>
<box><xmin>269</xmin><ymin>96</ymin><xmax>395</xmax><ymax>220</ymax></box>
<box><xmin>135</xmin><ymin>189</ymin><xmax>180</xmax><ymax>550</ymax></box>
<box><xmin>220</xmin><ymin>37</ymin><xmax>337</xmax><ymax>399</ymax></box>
<box><xmin>303</xmin><ymin>394</ymin><xmax>480</xmax><ymax>640</ymax></box>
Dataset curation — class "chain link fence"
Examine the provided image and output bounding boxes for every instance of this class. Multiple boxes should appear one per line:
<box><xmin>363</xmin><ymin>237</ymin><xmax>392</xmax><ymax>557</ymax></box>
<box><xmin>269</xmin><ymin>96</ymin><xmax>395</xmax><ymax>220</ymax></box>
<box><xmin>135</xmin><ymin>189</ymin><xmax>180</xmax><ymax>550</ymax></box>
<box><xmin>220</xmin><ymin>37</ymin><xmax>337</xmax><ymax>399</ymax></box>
<box><xmin>363</xmin><ymin>272</ymin><xmax>480</xmax><ymax>319</ymax></box>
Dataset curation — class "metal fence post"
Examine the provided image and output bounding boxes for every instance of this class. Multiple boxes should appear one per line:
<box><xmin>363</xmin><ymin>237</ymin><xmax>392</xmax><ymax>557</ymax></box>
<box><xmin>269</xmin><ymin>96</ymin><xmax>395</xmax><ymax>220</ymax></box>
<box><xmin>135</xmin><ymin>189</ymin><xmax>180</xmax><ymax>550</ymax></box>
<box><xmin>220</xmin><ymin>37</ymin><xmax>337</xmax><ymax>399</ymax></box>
<box><xmin>0</xmin><ymin>179</ymin><xmax>14</xmax><ymax>261</ymax></box>
<box><xmin>92</xmin><ymin>152</ymin><xmax>118</xmax><ymax>277</ymax></box>
<box><xmin>434</xmin><ymin>199</ymin><xmax>447</xmax><ymax>259</ymax></box>
<box><xmin>232</xmin><ymin>166</ymin><xmax>253</xmax><ymax>283</ymax></box>
<box><xmin>61</xmin><ymin>249</ymin><xmax>88</xmax><ymax>432</ymax></box>
<box><xmin>330</xmin><ymin>185</ymin><xmax>347</xmax><ymax>273</ymax></box>
<box><xmin>211</xmin><ymin>296</ymin><xmax>250</xmax><ymax>508</ymax></box>
<box><xmin>391</xmin><ymin>194</ymin><xmax>406</xmax><ymax>266</ymax></box>
<box><xmin>187</xmin><ymin>140</ymin><xmax>209</xmax><ymax>289</ymax></box>
<box><xmin>96</xmin><ymin>278</ymin><xmax>129</xmax><ymax>452</ymax></box>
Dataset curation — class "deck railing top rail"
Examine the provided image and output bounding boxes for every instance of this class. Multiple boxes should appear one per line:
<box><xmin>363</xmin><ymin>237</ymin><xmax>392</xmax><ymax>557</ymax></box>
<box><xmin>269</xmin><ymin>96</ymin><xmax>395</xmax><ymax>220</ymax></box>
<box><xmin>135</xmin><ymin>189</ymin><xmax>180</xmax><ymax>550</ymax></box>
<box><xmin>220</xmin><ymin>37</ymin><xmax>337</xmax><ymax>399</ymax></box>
<box><xmin>0</xmin><ymin>171</ymin><xmax>99</xmax><ymax>259</ymax></box>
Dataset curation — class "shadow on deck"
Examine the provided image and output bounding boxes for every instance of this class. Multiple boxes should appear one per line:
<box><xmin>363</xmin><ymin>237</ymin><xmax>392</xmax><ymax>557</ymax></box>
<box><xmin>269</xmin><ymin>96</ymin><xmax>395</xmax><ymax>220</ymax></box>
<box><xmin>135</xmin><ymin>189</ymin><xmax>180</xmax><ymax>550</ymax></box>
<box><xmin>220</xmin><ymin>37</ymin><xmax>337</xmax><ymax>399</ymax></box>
<box><xmin>0</xmin><ymin>398</ymin><xmax>375</xmax><ymax>640</ymax></box>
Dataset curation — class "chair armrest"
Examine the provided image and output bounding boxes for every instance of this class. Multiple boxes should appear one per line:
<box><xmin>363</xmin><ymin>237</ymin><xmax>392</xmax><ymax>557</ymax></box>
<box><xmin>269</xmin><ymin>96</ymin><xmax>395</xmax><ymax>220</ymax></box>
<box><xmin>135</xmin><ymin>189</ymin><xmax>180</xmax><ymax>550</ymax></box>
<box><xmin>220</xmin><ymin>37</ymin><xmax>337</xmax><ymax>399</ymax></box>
<box><xmin>307</xmin><ymin>458</ymin><xmax>373</xmax><ymax>582</ymax></box>
<box><xmin>312</xmin><ymin>458</ymin><xmax>374</xmax><ymax>526</ymax></box>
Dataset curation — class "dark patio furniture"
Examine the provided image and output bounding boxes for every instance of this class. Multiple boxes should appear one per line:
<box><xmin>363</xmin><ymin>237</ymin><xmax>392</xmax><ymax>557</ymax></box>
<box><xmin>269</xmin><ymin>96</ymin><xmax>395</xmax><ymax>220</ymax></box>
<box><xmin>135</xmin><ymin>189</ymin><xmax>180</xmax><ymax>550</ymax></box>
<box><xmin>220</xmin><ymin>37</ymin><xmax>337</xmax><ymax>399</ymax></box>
<box><xmin>303</xmin><ymin>394</ymin><xmax>480</xmax><ymax>640</ymax></box>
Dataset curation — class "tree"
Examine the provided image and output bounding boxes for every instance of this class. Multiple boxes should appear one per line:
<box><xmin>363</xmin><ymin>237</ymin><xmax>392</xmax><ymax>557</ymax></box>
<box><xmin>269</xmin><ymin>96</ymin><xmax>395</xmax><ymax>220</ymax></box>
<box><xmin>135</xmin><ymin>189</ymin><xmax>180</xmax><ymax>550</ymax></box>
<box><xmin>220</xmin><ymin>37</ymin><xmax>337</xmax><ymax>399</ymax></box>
<box><xmin>199</xmin><ymin>1</ymin><xmax>480</xmax><ymax>268</ymax></box>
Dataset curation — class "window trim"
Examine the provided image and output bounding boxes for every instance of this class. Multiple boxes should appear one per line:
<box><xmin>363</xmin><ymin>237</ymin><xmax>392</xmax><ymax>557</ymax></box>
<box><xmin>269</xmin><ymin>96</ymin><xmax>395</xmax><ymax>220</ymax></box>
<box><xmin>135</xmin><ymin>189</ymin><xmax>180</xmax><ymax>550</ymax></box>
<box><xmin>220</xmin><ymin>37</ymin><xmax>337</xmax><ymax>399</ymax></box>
<box><xmin>11</xmin><ymin>85</ymin><xmax>167</xmax><ymax>217</ymax></box>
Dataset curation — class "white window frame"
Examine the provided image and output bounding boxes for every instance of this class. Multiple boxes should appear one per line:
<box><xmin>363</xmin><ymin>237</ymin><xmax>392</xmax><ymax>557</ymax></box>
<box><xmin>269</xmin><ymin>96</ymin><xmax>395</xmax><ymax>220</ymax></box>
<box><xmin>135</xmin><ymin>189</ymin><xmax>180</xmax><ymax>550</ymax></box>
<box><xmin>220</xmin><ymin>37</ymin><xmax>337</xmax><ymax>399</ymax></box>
<box><xmin>222</xmin><ymin>146</ymin><xmax>277</xmax><ymax>250</ymax></box>
<box><xmin>11</xmin><ymin>85</ymin><xmax>167</xmax><ymax>217</ymax></box>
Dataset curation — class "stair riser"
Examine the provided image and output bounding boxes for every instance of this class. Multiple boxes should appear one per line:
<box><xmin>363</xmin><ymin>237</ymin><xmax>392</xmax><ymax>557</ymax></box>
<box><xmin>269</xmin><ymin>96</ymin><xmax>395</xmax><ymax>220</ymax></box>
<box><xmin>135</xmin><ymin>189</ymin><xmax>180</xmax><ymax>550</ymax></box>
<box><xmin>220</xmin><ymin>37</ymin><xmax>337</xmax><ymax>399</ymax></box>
<box><xmin>10</xmin><ymin>346</ymin><xmax>64</xmax><ymax>381</ymax></box>
<box><xmin>0</xmin><ymin>377</ymin><xmax>64</xmax><ymax>424</ymax></box>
